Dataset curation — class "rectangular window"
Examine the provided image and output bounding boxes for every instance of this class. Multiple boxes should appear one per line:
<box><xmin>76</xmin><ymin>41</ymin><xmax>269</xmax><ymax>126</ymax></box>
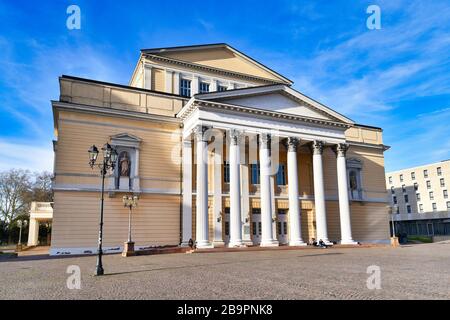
<box><xmin>258</xmin><ymin>222</ymin><xmax>262</xmax><ymax>235</ymax></box>
<box><xmin>276</xmin><ymin>164</ymin><xmax>286</xmax><ymax>185</ymax></box>
<box><xmin>217</xmin><ymin>85</ymin><xmax>227</xmax><ymax>92</ymax></box>
<box><xmin>404</xmin><ymin>194</ymin><xmax>409</xmax><ymax>203</ymax></box>
<box><xmin>416</xmin><ymin>193</ymin><xmax>421</xmax><ymax>201</ymax></box>
<box><xmin>414</xmin><ymin>182</ymin><xmax>419</xmax><ymax>191</ymax></box>
<box><xmin>437</xmin><ymin>167</ymin><xmax>442</xmax><ymax>176</ymax></box>
<box><xmin>251</xmin><ymin>163</ymin><xmax>260</xmax><ymax>184</ymax></box>
<box><xmin>429</xmin><ymin>191</ymin><xmax>434</xmax><ymax>200</ymax></box>
<box><xmin>447</xmin><ymin>201</ymin><xmax>450</xmax><ymax>210</ymax></box>
<box><xmin>391</xmin><ymin>186</ymin><xmax>395</xmax><ymax>194</ymax></box>
<box><xmin>402</xmin><ymin>185</ymin><xmax>406</xmax><ymax>193</ymax></box>
<box><xmin>419</xmin><ymin>204</ymin><xmax>424</xmax><ymax>213</ymax></box>
<box><xmin>393</xmin><ymin>196</ymin><xmax>397</xmax><ymax>204</ymax></box>
<box><xmin>444</xmin><ymin>190</ymin><xmax>448</xmax><ymax>199</ymax></box>
<box><xmin>283</xmin><ymin>222</ymin><xmax>288</xmax><ymax>235</ymax></box>
<box><xmin>399</xmin><ymin>174</ymin><xmax>404</xmax><ymax>182</ymax></box>
<box><xmin>223</xmin><ymin>161</ymin><xmax>230</xmax><ymax>183</ymax></box>
<box><xmin>252</xmin><ymin>208</ymin><xmax>261</xmax><ymax>215</ymax></box>
<box><xmin>278</xmin><ymin>209</ymin><xmax>286</xmax><ymax>215</ymax></box>
<box><xmin>277</xmin><ymin>222</ymin><xmax>282</xmax><ymax>235</ymax></box>
<box><xmin>406</xmin><ymin>205</ymin><xmax>411</xmax><ymax>214</ymax></box>
<box><xmin>388</xmin><ymin>176</ymin><xmax>392</xmax><ymax>184</ymax></box>
<box><xmin>199</xmin><ymin>82</ymin><xmax>210</xmax><ymax>93</ymax></box>
<box><xmin>180</xmin><ymin>79</ymin><xmax>191</xmax><ymax>97</ymax></box>
<box><xmin>432</xmin><ymin>203</ymin><xmax>437</xmax><ymax>211</ymax></box>
<box><xmin>252</xmin><ymin>222</ymin><xmax>256</xmax><ymax>235</ymax></box>
<box><xmin>225</xmin><ymin>221</ymin><xmax>230</xmax><ymax>236</ymax></box>
<box><xmin>224</xmin><ymin>207</ymin><xmax>230</xmax><ymax>214</ymax></box>
<box><xmin>440</xmin><ymin>178</ymin><xmax>445</xmax><ymax>187</ymax></box>
<box><xmin>426</xmin><ymin>181</ymin><xmax>431</xmax><ymax>189</ymax></box>
<box><xmin>411</xmin><ymin>172</ymin><xmax>415</xmax><ymax>180</ymax></box>
<box><xmin>424</xmin><ymin>169</ymin><xmax>428</xmax><ymax>178</ymax></box>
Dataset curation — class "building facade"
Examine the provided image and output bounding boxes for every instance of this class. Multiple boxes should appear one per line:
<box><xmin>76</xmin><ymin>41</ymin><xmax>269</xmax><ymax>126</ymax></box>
<box><xmin>386</xmin><ymin>160</ymin><xmax>450</xmax><ymax>237</ymax></box>
<box><xmin>50</xmin><ymin>44</ymin><xmax>390</xmax><ymax>255</ymax></box>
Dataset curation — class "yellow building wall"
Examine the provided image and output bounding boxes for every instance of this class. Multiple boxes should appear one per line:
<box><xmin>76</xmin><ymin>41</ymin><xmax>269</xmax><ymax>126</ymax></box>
<box><xmin>52</xmin><ymin>192</ymin><xmax>180</xmax><ymax>248</ymax></box>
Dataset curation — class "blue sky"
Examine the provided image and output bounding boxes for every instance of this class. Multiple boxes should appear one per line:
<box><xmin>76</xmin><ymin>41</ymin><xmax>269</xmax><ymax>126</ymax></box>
<box><xmin>0</xmin><ymin>0</ymin><xmax>449</xmax><ymax>173</ymax></box>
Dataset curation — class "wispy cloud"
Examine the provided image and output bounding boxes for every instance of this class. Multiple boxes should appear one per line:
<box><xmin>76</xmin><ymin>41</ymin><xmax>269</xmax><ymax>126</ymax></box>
<box><xmin>0</xmin><ymin>140</ymin><xmax>54</xmax><ymax>172</ymax></box>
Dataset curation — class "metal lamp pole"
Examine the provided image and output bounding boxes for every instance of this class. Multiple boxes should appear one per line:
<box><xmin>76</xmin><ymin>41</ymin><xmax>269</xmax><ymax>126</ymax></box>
<box><xmin>88</xmin><ymin>143</ymin><xmax>118</xmax><ymax>276</ymax></box>
<box><xmin>122</xmin><ymin>194</ymin><xmax>138</xmax><ymax>257</ymax></box>
<box><xmin>16</xmin><ymin>219</ymin><xmax>28</xmax><ymax>251</ymax></box>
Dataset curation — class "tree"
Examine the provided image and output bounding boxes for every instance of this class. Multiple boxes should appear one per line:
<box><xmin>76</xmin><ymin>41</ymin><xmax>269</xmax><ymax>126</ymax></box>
<box><xmin>0</xmin><ymin>169</ymin><xmax>32</xmax><ymax>243</ymax></box>
<box><xmin>31</xmin><ymin>171</ymin><xmax>53</xmax><ymax>202</ymax></box>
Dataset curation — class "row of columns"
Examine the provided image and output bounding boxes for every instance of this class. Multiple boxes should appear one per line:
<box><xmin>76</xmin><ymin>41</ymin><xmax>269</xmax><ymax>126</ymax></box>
<box><xmin>182</xmin><ymin>126</ymin><xmax>356</xmax><ymax>248</ymax></box>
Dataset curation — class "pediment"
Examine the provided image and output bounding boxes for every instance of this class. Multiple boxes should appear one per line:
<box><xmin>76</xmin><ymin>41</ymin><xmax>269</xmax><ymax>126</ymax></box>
<box><xmin>110</xmin><ymin>133</ymin><xmax>142</xmax><ymax>148</ymax></box>
<box><xmin>196</xmin><ymin>86</ymin><xmax>354</xmax><ymax>124</ymax></box>
<box><xmin>142</xmin><ymin>44</ymin><xmax>291</xmax><ymax>84</ymax></box>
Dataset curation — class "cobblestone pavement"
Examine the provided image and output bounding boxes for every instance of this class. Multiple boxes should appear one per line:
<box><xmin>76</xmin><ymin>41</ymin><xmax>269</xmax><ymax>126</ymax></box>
<box><xmin>0</xmin><ymin>242</ymin><xmax>449</xmax><ymax>300</ymax></box>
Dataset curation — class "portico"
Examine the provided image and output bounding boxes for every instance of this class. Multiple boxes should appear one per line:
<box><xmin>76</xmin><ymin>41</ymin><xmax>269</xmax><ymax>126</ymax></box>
<box><xmin>178</xmin><ymin>85</ymin><xmax>358</xmax><ymax>248</ymax></box>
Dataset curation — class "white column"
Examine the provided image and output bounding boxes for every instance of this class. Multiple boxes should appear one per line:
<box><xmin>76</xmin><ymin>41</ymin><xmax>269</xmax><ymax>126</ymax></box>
<box><xmin>165</xmin><ymin>70</ymin><xmax>173</xmax><ymax>93</ymax></box>
<box><xmin>259</xmin><ymin>134</ymin><xmax>278</xmax><ymax>247</ymax></box>
<box><xmin>194</xmin><ymin>125</ymin><xmax>212</xmax><ymax>248</ymax></box>
<box><xmin>27</xmin><ymin>218</ymin><xmax>39</xmax><ymax>246</ymax></box>
<box><xmin>335</xmin><ymin>143</ymin><xmax>357</xmax><ymax>244</ymax></box>
<box><xmin>287</xmin><ymin>138</ymin><xmax>306</xmax><ymax>246</ymax></box>
<box><xmin>181</xmin><ymin>140</ymin><xmax>193</xmax><ymax>246</ymax></box>
<box><xmin>192</xmin><ymin>75</ymin><xmax>199</xmax><ymax>95</ymax></box>
<box><xmin>213</xmin><ymin>131</ymin><xmax>224</xmax><ymax>246</ymax></box>
<box><xmin>173</xmin><ymin>72</ymin><xmax>180</xmax><ymax>95</ymax></box>
<box><xmin>312</xmin><ymin>140</ymin><xmax>330</xmax><ymax>243</ymax></box>
<box><xmin>144</xmin><ymin>64</ymin><xmax>152</xmax><ymax>90</ymax></box>
<box><xmin>228</xmin><ymin>82</ymin><xmax>235</xmax><ymax>90</ymax></box>
<box><xmin>210</xmin><ymin>79</ymin><xmax>218</xmax><ymax>92</ymax></box>
<box><xmin>229</xmin><ymin>130</ymin><xmax>244</xmax><ymax>247</ymax></box>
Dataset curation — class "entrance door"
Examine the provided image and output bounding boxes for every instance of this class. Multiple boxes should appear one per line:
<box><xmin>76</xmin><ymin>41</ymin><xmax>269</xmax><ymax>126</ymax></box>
<box><xmin>251</xmin><ymin>208</ymin><xmax>261</xmax><ymax>245</ymax></box>
<box><xmin>277</xmin><ymin>209</ymin><xmax>288</xmax><ymax>244</ymax></box>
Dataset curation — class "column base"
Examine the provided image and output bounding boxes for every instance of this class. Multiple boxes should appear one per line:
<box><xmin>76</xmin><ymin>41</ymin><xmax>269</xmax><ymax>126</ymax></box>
<box><xmin>260</xmin><ymin>240</ymin><xmax>279</xmax><ymax>247</ymax></box>
<box><xmin>289</xmin><ymin>240</ymin><xmax>307</xmax><ymax>246</ymax></box>
<box><xmin>122</xmin><ymin>241</ymin><xmax>135</xmax><ymax>257</ymax></box>
<box><xmin>196</xmin><ymin>240</ymin><xmax>214</xmax><ymax>249</ymax></box>
<box><xmin>213</xmin><ymin>240</ymin><xmax>226</xmax><ymax>247</ymax></box>
<box><xmin>228</xmin><ymin>240</ymin><xmax>246</xmax><ymax>248</ymax></box>
<box><xmin>340</xmin><ymin>239</ymin><xmax>358</xmax><ymax>245</ymax></box>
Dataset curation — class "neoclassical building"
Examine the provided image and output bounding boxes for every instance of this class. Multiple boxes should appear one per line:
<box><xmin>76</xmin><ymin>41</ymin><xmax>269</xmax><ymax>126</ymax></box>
<box><xmin>50</xmin><ymin>44</ymin><xmax>390</xmax><ymax>255</ymax></box>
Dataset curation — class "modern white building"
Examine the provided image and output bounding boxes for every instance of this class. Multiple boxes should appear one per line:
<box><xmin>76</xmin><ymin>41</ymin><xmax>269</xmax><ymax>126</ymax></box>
<box><xmin>386</xmin><ymin>160</ymin><xmax>450</xmax><ymax>236</ymax></box>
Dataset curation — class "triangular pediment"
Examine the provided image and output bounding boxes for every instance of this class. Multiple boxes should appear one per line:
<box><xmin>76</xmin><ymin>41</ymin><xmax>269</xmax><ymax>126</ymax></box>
<box><xmin>195</xmin><ymin>85</ymin><xmax>354</xmax><ymax>124</ymax></box>
<box><xmin>141</xmin><ymin>44</ymin><xmax>291</xmax><ymax>84</ymax></box>
<box><xmin>110</xmin><ymin>133</ymin><xmax>142</xmax><ymax>147</ymax></box>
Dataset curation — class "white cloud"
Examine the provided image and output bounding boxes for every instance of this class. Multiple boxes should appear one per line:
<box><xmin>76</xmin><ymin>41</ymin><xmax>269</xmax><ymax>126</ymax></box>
<box><xmin>0</xmin><ymin>140</ymin><xmax>53</xmax><ymax>172</ymax></box>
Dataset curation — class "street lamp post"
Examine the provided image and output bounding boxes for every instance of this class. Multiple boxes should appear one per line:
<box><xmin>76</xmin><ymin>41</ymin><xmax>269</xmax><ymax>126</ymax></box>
<box><xmin>122</xmin><ymin>194</ymin><xmax>139</xmax><ymax>257</ymax></box>
<box><xmin>16</xmin><ymin>219</ymin><xmax>28</xmax><ymax>252</ymax></box>
<box><xmin>88</xmin><ymin>143</ymin><xmax>118</xmax><ymax>276</ymax></box>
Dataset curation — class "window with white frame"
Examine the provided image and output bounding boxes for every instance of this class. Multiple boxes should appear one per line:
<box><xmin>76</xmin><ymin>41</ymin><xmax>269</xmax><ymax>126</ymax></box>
<box><xmin>251</xmin><ymin>162</ymin><xmax>260</xmax><ymax>185</ymax></box>
<box><xmin>402</xmin><ymin>184</ymin><xmax>406</xmax><ymax>192</ymax></box>
<box><xmin>399</xmin><ymin>174</ymin><xmax>404</xmax><ymax>182</ymax></box>
<box><xmin>437</xmin><ymin>167</ymin><xmax>442</xmax><ymax>176</ymax></box>
<box><xmin>414</xmin><ymin>182</ymin><xmax>419</xmax><ymax>190</ymax></box>
<box><xmin>411</xmin><ymin>172</ymin><xmax>415</xmax><ymax>180</ymax></box>
<box><xmin>404</xmin><ymin>194</ymin><xmax>409</xmax><ymax>203</ymax></box>
<box><xmin>419</xmin><ymin>204</ymin><xmax>424</xmax><ymax>213</ymax></box>
<box><xmin>406</xmin><ymin>205</ymin><xmax>411</xmax><ymax>214</ymax></box>
<box><xmin>440</xmin><ymin>178</ymin><xmax>445</xmax><ymax>187</ymax></box>
<box><xmin>447</xmin><ymin>201</ymin><xmax>450</xmax><ymax>210</ymax></box>
<box><xmin>217</xmin><ymin>85</ymin><xmax>227</xmax><ymax>92</ymax></box>
<box><xmin>432</xmin><ymin>203</ymin><xmax>437</xmax><ymax>211</ymax></box>
<box><xmin>199</xmin><ymin>82</ymin><xmax>210</xmax><ymax>93</ymax></box>
<box><xmin>347</xmin><ymin>158</ymin><xmax>363</xmax><ymax>200</ymax></box>
<box><xmin>180</xmin><ymin>79</ymin><xmax>191</xmax><ymax>97</ymax></box>
<box><xmin>416</xmin><ymin>193</ymin><xmax>421</xmax><ymax>201</ymax></box>
<box><xmin>391</xmin><ymin>186</ymin><xmax>395</xmax><ymax>194</ymax></box>
<box><xmin>429</xmin><ymin>191</ymin><xmax>434</xmax><ymax>200</ymax></box>
<box><xmin>426</xmin><ymin>180</ymin><xmax>431</xmax><ymax>189</ymax></box>
<box><xmin>388</xmin><ymin>176</ymin><xmax>392</xmax><ymax>184</ymax></box>
<box><xmin>424</xmin><ymin>169</ymin><xmax>429</xmax><ymax>178</ymax></box>
<box><xmin>444</xmin><ymin>190</ymin><xmax>448</xmax><ymax>199</ymax></box>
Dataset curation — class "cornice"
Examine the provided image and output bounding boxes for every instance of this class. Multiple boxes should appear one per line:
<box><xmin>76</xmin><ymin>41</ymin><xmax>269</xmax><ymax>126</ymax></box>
<box><xmin>177</xmin><ymin>99</ymin><xmax>352</xmax><ymax>129</ymax></box>
<box><xmin>143</xmin><ymin>53</ymin><xmax>283</xmax><ymax>85</ymax></box>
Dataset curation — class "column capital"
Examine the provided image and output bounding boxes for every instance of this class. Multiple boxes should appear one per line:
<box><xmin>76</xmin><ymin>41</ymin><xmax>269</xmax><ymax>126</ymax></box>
<box><xmin>333</xmin><ymin>143</ymin><xmax>349</xmax><ymax>157</ymax></box>
<box><xmin>311</xmin><ymin>140</ymin><xmax>324</xmax><ymax>155</ymax></box>
<box><xmin>259</xmin><ymin>133</ymin><xmax>271</xmax><ymax>149</ymax></box>
<box><xmin>193</xmin><ymin>125</ymin><xmax>210</xmax><ymax>142</ymax></box>
<box><xmin>229</xmin><ymin>129</ymin><xmax>242</xmax><ymax>145</ymax></box>
<box><xmin>286</xmin><ymin>137</ymin><xmax>300</xmax><ymax>152</ymax></box>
